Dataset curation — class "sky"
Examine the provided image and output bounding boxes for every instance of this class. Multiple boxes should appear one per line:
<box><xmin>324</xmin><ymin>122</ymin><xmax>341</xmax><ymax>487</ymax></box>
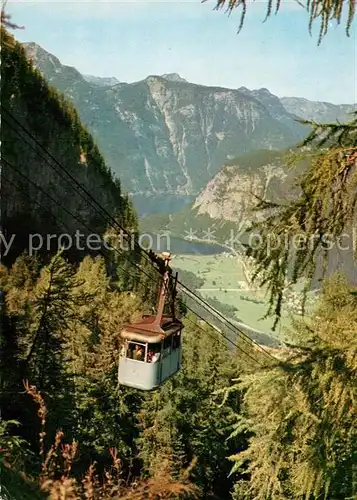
<box><xmin>6</xmin><ymin>0</ymin><xmax>357</xmax><ymax>104</ymax></box>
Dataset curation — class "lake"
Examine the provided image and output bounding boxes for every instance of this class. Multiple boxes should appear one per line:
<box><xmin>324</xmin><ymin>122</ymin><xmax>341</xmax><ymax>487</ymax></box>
<box><xmin>140</xmin><ymin>234</ymin><xmax>225</xmax><ymax>255</ymax></box>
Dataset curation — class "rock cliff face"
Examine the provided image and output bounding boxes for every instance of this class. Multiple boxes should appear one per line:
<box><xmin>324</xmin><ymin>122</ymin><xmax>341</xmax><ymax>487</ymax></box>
<box><xmin>1</xmin><ymin>30</ymin><xmax>136</xmax><ymax>263</ymax></box>
<box><xmin>192</xmin><ymin>152</ymin><xmax>288</xmax><ymax>224</ymax></box>
<box><xmin>146</xmin><ymin>150</ymin><xmax>296</xmax><ymax>242</ymax></box>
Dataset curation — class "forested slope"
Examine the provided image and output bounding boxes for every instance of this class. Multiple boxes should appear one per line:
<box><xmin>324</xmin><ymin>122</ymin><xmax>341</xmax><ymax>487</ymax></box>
<box><xmin>1</xmin><ymin>28</ymin><xmax>137</xmax><ymax>264</ymax></box>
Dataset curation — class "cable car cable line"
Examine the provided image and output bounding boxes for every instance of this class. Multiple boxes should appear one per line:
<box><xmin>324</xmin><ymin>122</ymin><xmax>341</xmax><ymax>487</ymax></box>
<box><xmin>182</xmin><ymin>303</ymin><xmax>267</xmax><ymax>367</ymax></box>
<box><xmin>0</xmin><ymin>169</ymin><xmax>156</xmax><ymax>362</ymax></box>
<box><xmin>2</xmin><ymin>110</ymin><xmax>178</xmax><ymax>310</ymax></box>
<box><xmin>3</xmin><ymin>106</ymin><xmax>267</xmax><ymax>347</ymax></box>
<box><xmin>181</xmin><ymin>307</ymin><xmax>258</xmax><ymax>366</ymax></box>
<box><xmin>2</xmin><ymin>110</ymin><xmax>279</xmax><ymax>369</ymax></box>
<box><xmin>177</xmin><ymin>281</ymin><xmax>277</xmax><ymax>362</ymax></box>
<box><xmin>178</xmin><ymin>286</ymin><xmax>275</xmax><ymax>364</ymax></box>
<box><xmin>3</xmin><ymin>114</ymin><xmax>277</xmax><ymax>364</ymax></box>
<box><xmin>2</xmin><ymin>107</ymin><xmax>170</xmax><ymax>277</ymax></box>
<box><xmin>2</xmin><ymin>164</ymin><xmax>267</xmax><ymax>370</ymax></box>
<box><xmin>0</xmin><ymin>160</ymin><xmax>160</xmax><ymax>310</ymax></box>
<box><xmin>2</xmin><ymin>109</ymin><xmax>278</xmax><ymax>360</ymax></box>
<box><xmin>183</xmin><ymin>314</ymin><xmax>236</xmax><ymax>352</ymax></box>
<box><xmin>0</xmin><ymin>153</ymin><xmax>160</xmax><ymax>296</ymax></box>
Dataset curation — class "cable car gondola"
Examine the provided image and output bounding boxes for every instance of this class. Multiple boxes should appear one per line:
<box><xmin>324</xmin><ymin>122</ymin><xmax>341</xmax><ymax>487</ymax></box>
<box><xmin>118</xmin><ymin>252</ymin><xmax>183</xmax><ymax>390</ymax></box>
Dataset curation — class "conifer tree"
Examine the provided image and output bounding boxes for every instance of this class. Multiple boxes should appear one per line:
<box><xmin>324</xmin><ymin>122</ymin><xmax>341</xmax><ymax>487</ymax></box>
<box><xmin>246</xmin><ymin>113</ymin><xmax>357</xmax><ymax>326</ymax></box>
<box><xmin>226</xmin><ymin>114</ymin><xmax>357</xmax><ymax>499</ymax></box>
<box><xmin>0</xmin><ymin>253</ymin><xmax>80</xmax><ymax>451</ymax></box>
<box><xmin>1</xmin><ymin>256</ymin><xmax>43</xmax><ymax>446</ymax></box>
<box><xmin>65</xmin><ymin>255</ymin><xmax>144</xmax><ymax>467</ymax></box>
<box><xmin>21</xmin><ymin>252</ymin><xmax>84</xmax><ymax>448</ymax></box>
<box><xmin>137</xmin><ymin>316</ymin><xmax>244</xmax><ymax>498</ymax></box>
<box><xmin>212</xmin><ymin>0</ymin><xmax>355</xmax><ymax>44</ymax></box>
<box><xmin>228</xmin><ymin>274</ymin><xmax>357</xmax><ymax>499</ymax></box>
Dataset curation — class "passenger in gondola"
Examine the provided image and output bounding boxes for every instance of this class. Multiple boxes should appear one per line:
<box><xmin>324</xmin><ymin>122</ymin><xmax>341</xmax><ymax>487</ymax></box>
<box><xmin>152</xmin><ymin>351</ymin><xmax>160</xmax><ymax>363</ymax></box>
<box><xmin>133</xmin><ymin>345</ymin><xmax>144</xmax><ymax>361</ymax></box>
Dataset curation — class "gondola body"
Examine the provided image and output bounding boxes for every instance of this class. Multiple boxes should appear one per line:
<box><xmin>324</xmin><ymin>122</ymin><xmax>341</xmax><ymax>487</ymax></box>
<box><xmin>118</xmin><ymin>252</ymin><xmax>183</xmax><ymax>390</ymax></box>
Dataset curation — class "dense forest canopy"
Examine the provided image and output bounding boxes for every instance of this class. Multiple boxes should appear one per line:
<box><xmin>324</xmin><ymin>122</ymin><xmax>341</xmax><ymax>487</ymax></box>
<box><xmin>1</xmin><ymin>28</ymin><xmax>138</xmax><ymax>266</ymax></box>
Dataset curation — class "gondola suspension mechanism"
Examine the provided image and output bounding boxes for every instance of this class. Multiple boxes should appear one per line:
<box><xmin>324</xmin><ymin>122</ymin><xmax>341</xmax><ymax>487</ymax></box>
<box><xmin>1</xmin><ymin>109</ymin><xmax>276</xmax><ymax>395</ymax></box>
<box><xmin>118</xmin><ymin>252</ymin><xmax>183</xmax><ymax>390</ymax></box>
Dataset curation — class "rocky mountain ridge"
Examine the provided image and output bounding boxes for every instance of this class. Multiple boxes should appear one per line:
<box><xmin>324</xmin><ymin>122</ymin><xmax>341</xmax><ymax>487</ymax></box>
<box><xmin>140</xmin><ymin>149</ymin><xmax>296</xmax><ymax>242</ymax></box>
<box><xmin>22</xmin><ymin>43</ymin><xmax>354</xmax><ymax>202</ymax></box>
<box><xmin>83</xmin><ymin>74</ymin><xmax>121</xmax><ymax>87</ymax></box>
<box><xmin>280</xmin><ymin>96</ymin><xmax>355</xmax><ymax>123</ymax></box>
<box><xmin>239</xmin><ymin>87</ymin><xmax>355</xmax><ymax>124</ymax></box>
<box><xmin>23</xmin><ymin>42</ymin><xmax>355</xmax><ymax>215</ymax></box>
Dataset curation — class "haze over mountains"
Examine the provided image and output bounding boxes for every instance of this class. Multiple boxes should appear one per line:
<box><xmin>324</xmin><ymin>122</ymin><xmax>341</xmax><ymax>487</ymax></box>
<box><xmin>140</xmin><ymin>149</ymin><xmax>299</xmax><ymax>240</ymax></box>
<box><xmin>24</xmin><ymin>42</ymin><xmax>355</xmax><ymax>215</ymax></box>
<box><xmin>83</xmin><ymin>75</ymin><xmax>121</xmax><ymax>87</ymax></box>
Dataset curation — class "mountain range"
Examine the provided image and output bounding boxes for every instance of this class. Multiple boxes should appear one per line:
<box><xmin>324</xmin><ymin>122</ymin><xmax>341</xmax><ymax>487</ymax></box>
<box><xmin>23</xmin><ymin>42</ymin><xmax>355</xmax><ymax>215</ymax></box>
<box><xmin>83</xmin><ymin>74</ymin><xmax>121</xmax><ymax>87</ymax></box>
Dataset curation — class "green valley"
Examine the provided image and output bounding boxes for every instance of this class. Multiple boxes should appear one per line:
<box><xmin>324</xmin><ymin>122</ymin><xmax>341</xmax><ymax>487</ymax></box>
<box><xmin>172</xmin><ymin>253</ymin><xmax>318</xmax><ymax>341</ymax></box>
